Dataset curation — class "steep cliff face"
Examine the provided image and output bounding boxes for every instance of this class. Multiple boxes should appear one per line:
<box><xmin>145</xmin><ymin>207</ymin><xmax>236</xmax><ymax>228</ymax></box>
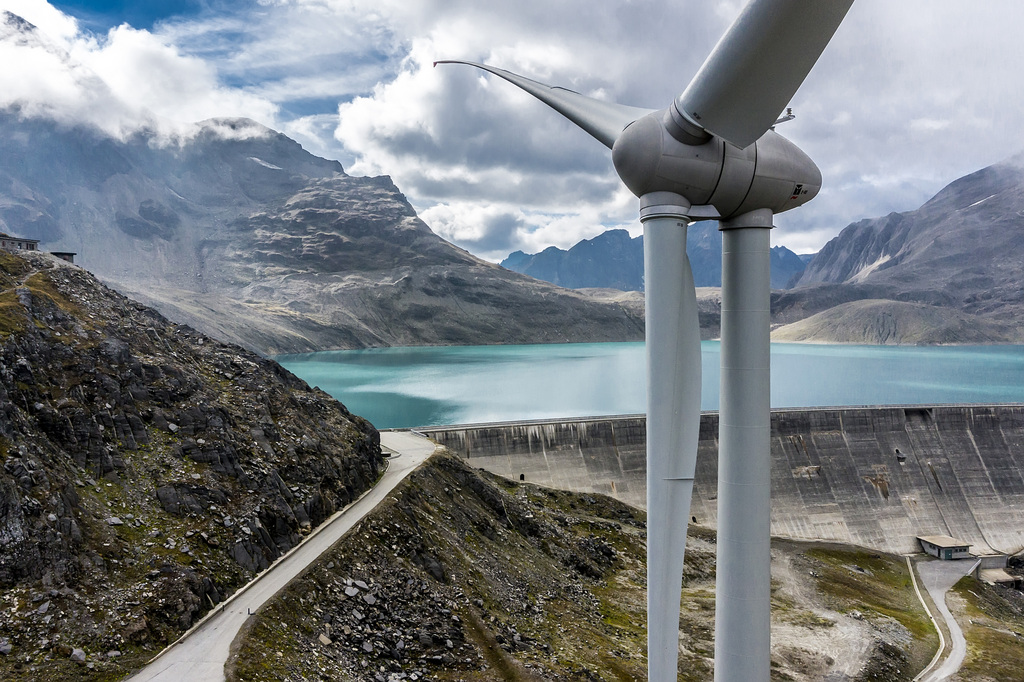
<box><xmin>782</xmin><ymin>157</ymin><xmax>1024</xmax><ymax>341</ymax></box>
<box><xmin>0</xmin><ymin>109</ymin><xmax>645</xmax><ymax>355</ymax></box>
<box><xmin>797</xmin><ymin>160</ymin><xmax>1024</xmax><ymax>293</ymax></box>
<box><xmin>0</xmin><ymin>250</ymin><xmax>382</xmax><ymax>679</ymax></box>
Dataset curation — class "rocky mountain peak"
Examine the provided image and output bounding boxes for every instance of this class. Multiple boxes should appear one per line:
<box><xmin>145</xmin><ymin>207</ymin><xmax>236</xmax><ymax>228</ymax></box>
<box><xmin>772</xmin><ymin>153</ymin><xmax>1024</xmax><ymax>344</ymax></box>
<box><xmin>0</xmin><ymin>115</ymin><xmax>647</xmax><ymax>354</ymax></box>
<box><xmin>1</xmin><ymin>11</ymin><xmax>39</xmax><ymax>41</ymax></box>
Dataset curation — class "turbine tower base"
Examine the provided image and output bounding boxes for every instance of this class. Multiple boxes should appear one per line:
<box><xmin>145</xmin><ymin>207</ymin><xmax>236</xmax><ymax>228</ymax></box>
<box><xmin>714</xmin><ymin>208</ymin><xmax>773</xmax><ymax>681</ymax></box>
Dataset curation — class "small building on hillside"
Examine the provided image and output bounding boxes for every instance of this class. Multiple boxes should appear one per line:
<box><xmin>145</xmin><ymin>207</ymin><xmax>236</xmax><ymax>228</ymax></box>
<box><xmin>1</xmin><ymin>234</ymin><xmax>76</xmax><ymax>263</ymax></box>
<box><xmin>0</xmin><ymin>233</ymin><xmax>39</xmax><ymax>252</ymax></box>
<box><xmin>918</xmin><ymin>535</ymin><xmax>972</xmax><ymax>560</ymax></box>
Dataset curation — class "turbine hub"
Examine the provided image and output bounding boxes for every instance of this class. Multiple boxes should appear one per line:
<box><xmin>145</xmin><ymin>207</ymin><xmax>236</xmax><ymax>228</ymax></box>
<box><xmin>612</xmin><ymin>111</ymin><xmax>822</xmax><ymax>220</ymax></box>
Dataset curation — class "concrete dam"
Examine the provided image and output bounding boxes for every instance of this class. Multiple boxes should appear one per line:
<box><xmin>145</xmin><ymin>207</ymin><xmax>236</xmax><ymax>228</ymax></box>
<box><xmin>416</xmin><ymin>404</ymin><xmax>1024</xmax><ymax>556</ymax></box>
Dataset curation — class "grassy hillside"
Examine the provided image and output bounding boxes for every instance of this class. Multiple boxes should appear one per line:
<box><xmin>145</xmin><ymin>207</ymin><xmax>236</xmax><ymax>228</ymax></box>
<box><xmin>231</xmin><ymin>454</ymin><xmax>937</xmax><ymax>681</ymax></box>
<box><xmin>770</xmin><ymin>299</ymin><xmax>1015</xmax><ymax>344</ymax></box>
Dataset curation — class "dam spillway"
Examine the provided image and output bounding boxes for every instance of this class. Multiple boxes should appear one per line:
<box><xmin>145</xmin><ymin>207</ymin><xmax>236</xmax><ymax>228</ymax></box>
<box><xmin>415</xmin><ymin>404</ymin><xmax>1024</xmax><ymax>556</ymax></box>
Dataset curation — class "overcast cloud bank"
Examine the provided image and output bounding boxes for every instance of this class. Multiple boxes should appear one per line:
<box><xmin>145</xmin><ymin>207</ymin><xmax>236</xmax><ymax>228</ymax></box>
<box><xmin>3</xmin><ymin>0</ymin><xmax>1023</xmax><ymax>259</ymax></box>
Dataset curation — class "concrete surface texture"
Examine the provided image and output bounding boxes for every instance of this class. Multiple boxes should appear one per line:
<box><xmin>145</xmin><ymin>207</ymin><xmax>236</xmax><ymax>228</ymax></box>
<box><xmin>420</xmin><ymin>404</ymin><xmax>1024</xmax><ymax>555</ymax></box>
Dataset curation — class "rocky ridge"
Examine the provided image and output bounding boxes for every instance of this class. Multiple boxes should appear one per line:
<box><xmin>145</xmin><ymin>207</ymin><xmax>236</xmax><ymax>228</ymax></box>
<box><xmin>230</xmin><ymin>453</ymin><xmax>936</xmax><ymax>682</ymax></box>
<box><xmin>0</xmin><ymin>56</ymin><xmax>644</xmax><ymax>355</ymax></box>
<box><xmin>0</xmin><ymin>249</ymin><xmax>382</xmax><ymax>679</ymax></box>
<box><xmin>777</xmin><ymin>156</ymin><xmax>1024</xmax><ymax>343</ymax></box>
<box><xmin>502</xmin><ymin>226</ymin><xmax>808</xmax><ymax>292</ymax></box>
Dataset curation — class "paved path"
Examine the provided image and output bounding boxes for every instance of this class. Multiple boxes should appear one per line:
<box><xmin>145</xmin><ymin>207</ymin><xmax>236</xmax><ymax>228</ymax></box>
<box><xmin>914</xmin><ymin>558</ymin><xmax>980</xmax><ymax>682</ymax></box>
<box><xmin>127</xmin><ymin>431</ymin><xmax>436</xmax><ymax>682</ymax></box>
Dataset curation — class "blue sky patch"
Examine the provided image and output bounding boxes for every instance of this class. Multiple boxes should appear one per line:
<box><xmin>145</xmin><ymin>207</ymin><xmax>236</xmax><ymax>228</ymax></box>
<box><xmin>53</xmin><ymin>0</ymin><xmax>204</xmax><ymax>31</ymax></box>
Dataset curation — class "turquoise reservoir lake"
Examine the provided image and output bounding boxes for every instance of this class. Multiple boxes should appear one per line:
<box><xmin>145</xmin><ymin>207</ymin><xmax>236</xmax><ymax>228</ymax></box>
<box><xmin>276</xmin><ymin>343</ymin><xmax>1024</xmax><ymax>430</ymax></box>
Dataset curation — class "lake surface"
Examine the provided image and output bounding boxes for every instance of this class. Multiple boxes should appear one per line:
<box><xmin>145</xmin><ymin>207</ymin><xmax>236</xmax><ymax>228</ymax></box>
<box><xmin>276</xmin><ymin>343</ymin><xmax>1024</xmax><ymax>430</ymax></box>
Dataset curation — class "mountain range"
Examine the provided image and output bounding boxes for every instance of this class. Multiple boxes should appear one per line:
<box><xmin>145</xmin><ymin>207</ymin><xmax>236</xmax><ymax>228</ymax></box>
<box><xmin>501</xmin><ymin>225</ymin><xmax>808</xmax><ymax>291</ymax></box>
<box><xmin>0</xmin><ymin>113</ymin><xmax>647</xmax><ymax>356</ymax></box>
<box><xmin>0</xmin><ymin>12</ymin><xmax>647</xmax><ymax>356</ymax></box>
<box><xmin>772</xmin><ymin>155</ymin><xmax>1024</xmax><ymax>343</ymax></box>
<box><xmin>4</xmin><ymin>8</ymin><xmax>1024</xmax><ymax>351</ymax></box>
<box><xmin>502</xmin><ymin>153</ymin><xmax>1024</xmax><ymax>346</ymax></box>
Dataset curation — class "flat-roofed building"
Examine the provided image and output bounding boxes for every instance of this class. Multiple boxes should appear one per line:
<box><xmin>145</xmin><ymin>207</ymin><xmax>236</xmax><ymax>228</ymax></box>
<box><xmin>0</xmin><ymin>233</ymin><xmax>39</xmax><ymax>252</ymax></box>
<box><xmin>918</xmin><ymin>535</ymin><xmax>972</xmax><ymax>560</ymax></box>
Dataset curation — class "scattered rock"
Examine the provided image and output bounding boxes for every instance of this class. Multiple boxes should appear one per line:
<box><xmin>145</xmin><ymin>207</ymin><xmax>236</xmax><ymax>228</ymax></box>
<box><xmin>0</xmin><ymin>249</ymin><xmax>384</xmax><ymax>679</ymax></box>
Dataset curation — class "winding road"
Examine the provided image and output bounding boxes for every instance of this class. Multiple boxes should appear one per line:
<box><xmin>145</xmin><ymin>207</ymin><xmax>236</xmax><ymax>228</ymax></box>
<box><xmin>127</xmin><ymin>431</ymin><xmax>436</xmax><ymax>682</ymax></box>
<box><xmin>912</xmin><ymin>558</ymin><xmax>981</xmax><ymax>682</ymax></box>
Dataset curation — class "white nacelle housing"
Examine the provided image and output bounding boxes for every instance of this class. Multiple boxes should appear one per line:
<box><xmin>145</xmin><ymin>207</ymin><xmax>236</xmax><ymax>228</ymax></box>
<box><xmin>612</xmin><ymin>110</ymin><xmax>821</xmax><ymax>219</ymax></box>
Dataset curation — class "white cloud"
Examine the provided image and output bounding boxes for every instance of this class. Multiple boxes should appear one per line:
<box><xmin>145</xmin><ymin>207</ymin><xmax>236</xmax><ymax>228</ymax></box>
<box><xmin>1</xmin><ymin>0</ymin><xmax>75</xmax><ymax>40</ymax></box>
<box><xmin>78</xmin><ymin>24</ymin><xmax>278</xmax><ymax>129</ymax></box>
<box><xmin>327</xmin><ymin>0</ymin><xmax>1024</xmax><ymax>256</ymax></box>
<box><xmin>3</xmin><ymin>0</ymin><xmax>1024</xmax><ymax>258</ymax></box>
<box><xmin>420</xmin><ymin>188</ymin><xmax>638</xmax><ymax>263</ymax></box>
<box><xmin>0</xmin><ymin>1</ymin><xmax>278</xmax><ymax>141</ymax></box>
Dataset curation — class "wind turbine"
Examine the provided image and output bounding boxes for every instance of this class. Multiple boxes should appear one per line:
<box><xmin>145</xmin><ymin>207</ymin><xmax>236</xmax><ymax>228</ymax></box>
<box><xmin>437</xmin><ymin>1</ymin><xmax>855</xmax><ymax>679</ymax></box>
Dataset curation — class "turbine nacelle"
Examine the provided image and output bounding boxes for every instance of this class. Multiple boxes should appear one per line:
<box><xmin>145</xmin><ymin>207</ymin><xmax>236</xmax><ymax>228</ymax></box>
<box><xmin>612</xmin><ymin>111</ymin><xmax>821</xmax><ymax>220</ymax></box>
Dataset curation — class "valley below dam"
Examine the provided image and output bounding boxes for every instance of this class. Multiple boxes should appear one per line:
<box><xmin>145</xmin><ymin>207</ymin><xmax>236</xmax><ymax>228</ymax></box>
<box><xmin>420</xmin><ymin>403</ymin><xmax>1024</xmax><ymax>556</ymax></box>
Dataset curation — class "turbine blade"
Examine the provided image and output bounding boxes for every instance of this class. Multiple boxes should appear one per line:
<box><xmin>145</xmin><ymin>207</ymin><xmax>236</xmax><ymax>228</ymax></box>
<box><xmin>435</xmin><ymin>60</ymin><xmax>653</xmax><ymax>149</ymax></box>
<box><xmin>643</xmin><ymin>217</ymin><xmax>701</xmax><ymax>680</ymax></box>
<box><xmin>676</xmin><ymin>0</ymin><xmax>855</xmax><ymax>148</ymax></box>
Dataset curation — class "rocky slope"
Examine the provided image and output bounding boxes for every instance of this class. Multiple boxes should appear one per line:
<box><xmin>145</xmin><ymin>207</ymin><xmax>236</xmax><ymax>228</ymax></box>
<box><xmin>229</xmin><ymin>453</ymin><xmax>937</xmax><ymax>682</ymax></box>
<box><xmin>781</xmin><ymin>155</ymin><xmax>1024</xmax><ymax>343</ymax></box>
<box><xmin>771</xmin><ymin>299</ymin><xmax>1014</xmax><ymax>345</ymax></box>
<box><xmin>0</xmin><ymin>13</ymin><xmax>646</xmax><ymax>355</ymax></box>
<box><xmin>948</xmin><ymin>574</ymin><xmax>1024</xmax><ymax>682</ymax></box>
<box><xmin>0</xmin><ymin>249</ymin><xmax>382</xmax><ymax>680</ymax></box>
<box><xmin>0</xmin><ymin>108</ymin><xmax>645</xmax><ymax>355</ymax></box>
<box><xmin>502</xmin><ymin>226</ymin><xmax>807</xmax><ymax>291</ymax></box>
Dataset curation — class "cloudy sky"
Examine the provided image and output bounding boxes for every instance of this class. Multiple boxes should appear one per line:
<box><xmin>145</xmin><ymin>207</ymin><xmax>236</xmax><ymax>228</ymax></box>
<box><xmin>3</xmin><ymin>0</ymin><xmax>1023</xmax><ymax>260</ymax></box>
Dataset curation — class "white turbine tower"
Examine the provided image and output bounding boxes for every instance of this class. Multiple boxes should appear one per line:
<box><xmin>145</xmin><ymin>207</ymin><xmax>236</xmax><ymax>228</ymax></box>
<box><xmin>438</xmin><ymin>1</ymin><xmax>855</xmax><ymax>679</ymax></box>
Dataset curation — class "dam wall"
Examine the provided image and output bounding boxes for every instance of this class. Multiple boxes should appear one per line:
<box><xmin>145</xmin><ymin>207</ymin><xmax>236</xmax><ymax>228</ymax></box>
<box><xmin>417</xmin><ymin>405</ymin><xmax>1024</xmax><ymax>556</ymax></box>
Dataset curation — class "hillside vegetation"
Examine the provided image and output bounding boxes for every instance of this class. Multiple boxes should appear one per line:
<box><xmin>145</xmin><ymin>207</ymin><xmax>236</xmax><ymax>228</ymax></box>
<box><xmin>771</xmin><ymin>299</ymin><xmax>1015</xmax><ymax>344</ymax></box>
<box><xmin>0</xmin><ymin>250</ymin><xmax>382</xmax><ymax>680</ymax></box>
<box><xmin>231</xmin><ymin>453</ymin><xmax>937</xmax><ymax>682</ymax></box>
